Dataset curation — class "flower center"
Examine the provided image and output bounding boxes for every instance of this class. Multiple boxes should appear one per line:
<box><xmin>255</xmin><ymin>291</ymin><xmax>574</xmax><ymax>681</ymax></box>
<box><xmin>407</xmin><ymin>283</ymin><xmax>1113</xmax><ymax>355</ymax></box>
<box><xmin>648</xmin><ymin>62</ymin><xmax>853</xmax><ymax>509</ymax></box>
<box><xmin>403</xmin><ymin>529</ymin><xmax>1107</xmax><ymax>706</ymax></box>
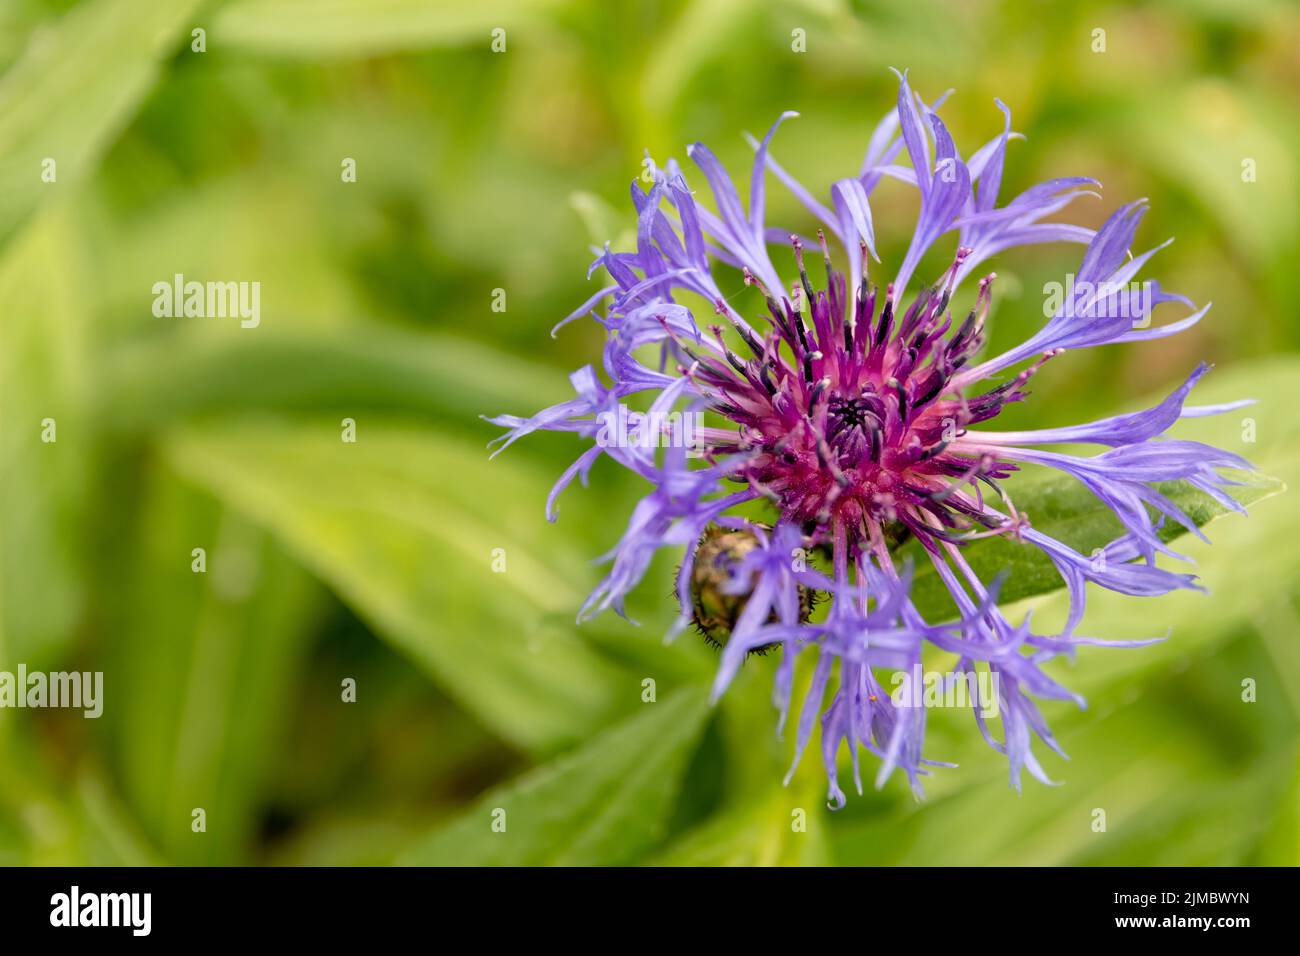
<box><xmin>676</xmin><ymin>237</ymin><xmax>1047</xmax><ymax>554</ymax></box>
<box><xmin>826</xmin><ymin>392</ymin><xmax>884</xmax><ymax>451</ymax></box>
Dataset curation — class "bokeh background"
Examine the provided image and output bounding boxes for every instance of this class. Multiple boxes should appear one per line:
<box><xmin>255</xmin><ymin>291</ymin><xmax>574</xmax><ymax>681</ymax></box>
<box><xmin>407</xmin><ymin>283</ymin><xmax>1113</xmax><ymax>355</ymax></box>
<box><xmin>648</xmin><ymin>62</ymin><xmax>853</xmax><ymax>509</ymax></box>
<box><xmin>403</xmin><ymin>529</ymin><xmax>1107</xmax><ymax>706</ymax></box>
<box><xmin>1</xmin><ymin>0</ymin><xmax>1298</xmax><ymax>866</ymax></box>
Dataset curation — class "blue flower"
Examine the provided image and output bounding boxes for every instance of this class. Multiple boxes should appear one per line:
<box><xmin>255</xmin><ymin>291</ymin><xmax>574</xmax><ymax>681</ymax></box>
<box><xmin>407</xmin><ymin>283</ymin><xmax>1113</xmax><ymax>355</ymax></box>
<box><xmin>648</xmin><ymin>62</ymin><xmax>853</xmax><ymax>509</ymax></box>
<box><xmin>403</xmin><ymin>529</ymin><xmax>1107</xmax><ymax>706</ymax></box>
<box><xmin>487</xmin><ymin>71</ymin><xmax>1252</xmax><ymax>804</ymax></box>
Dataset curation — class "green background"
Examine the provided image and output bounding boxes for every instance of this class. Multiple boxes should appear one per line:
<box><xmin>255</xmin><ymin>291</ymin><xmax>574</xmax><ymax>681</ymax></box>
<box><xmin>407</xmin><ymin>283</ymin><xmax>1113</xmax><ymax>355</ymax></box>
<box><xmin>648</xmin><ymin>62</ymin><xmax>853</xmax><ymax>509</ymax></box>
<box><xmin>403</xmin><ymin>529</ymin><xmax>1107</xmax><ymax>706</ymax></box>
<box><xmin>1</xmin><ymin>0</ymin><xmax>1297</xmax><ymax>865</ymax></box>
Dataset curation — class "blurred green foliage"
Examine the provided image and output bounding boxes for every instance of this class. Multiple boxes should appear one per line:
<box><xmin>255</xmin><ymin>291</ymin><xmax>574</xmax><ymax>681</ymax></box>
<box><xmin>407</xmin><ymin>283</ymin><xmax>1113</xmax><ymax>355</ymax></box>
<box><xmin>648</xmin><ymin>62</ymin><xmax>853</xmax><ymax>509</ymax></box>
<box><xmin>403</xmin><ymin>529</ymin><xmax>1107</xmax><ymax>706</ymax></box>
<box><xmin>0</xmin><ymin>0</ymin><xmax>1297</xmax><ymax>866</ymax></box>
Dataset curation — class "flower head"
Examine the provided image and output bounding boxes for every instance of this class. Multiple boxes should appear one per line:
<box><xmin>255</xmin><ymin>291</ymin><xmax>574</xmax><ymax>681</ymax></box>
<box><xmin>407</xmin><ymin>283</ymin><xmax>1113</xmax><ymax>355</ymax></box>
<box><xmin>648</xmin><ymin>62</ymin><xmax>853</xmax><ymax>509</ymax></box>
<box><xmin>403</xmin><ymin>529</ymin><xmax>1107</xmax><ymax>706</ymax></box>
<box><xmin>487</xmin><ymin>71</ymin><xmax>1252</xmax><ymax>804</ymax></box>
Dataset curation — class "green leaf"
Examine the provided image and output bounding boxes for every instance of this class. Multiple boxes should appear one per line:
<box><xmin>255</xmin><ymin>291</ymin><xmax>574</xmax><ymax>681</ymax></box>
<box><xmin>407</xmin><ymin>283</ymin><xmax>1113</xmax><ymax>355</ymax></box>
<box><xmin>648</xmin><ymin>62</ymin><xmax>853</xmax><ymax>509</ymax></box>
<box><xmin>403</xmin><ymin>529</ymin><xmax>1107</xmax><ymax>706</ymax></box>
<box><xmin>828</xmin><ymin>359</ymin><xmax>1300</xmax><ymax>862</ymax></box>
<box><xmin>400</xmin><ymin>687</ymin><xmax>709</xmax><ymax>865</ymax></box>
<box><xmin>0</xmin><ymin>0</ymin><xmax>202</xmax><ymax>248</ymax></box>
<box><xmin>1252</xmin><ymin>748</ymin><xmax>1300</xmax><ymax>866</ymax></box>
<box><xmin>214</xmin><ymin>0</ymin><xmax>565</xmax><ymax>58</ymax></box>
<box><xmin>68</xmin><ymin>771</ymin><xmax>166</xmax><ymax>867</ymax></box>
<box><xmin>100</xmin><ymin>468</ymin><xmax>322</xmax><ymax>864</ymax></box>
<box><xmin>163</xmin><ymin>419</ymin><xmax>655</xmax><ymax>754</ymax></box>
<box><xmin>0</xmin><ymin>732</ymin><xmax>162</xmax><ymax>866</ymax></box>
<box><xmin>903</xmin><ymin>354</ymin><xmax>1295</xmax><ymax>620</ymax></box>
<box><xmin>852</xmin><ymin>438</ymin><xmax>1300</xmax><ymax>816</ymax></box>
<box><xmin>0</xmin><ymin>211</ymin><xmax>91</xmax><ymax>667</ymax></box>
<box><xmin>906</xmin><ymin>471</ymin><xmax>1283</xmax><ymax>619</ymax></box>
<box><xmin>652</xmin><ymin>786</ymin><xmax>830</xmax><ymax>866</ymax></box>
<box><xmin>1070</xmin><ymin>753</ymin><xmax>1294</xmax><ymax>866</ymax></box>
<box><xmin>1002</xmin><ymin>357</ymin><xmax>1300</xmax><ymax>708</ymax></box>
<box><xmin>100</xmin><ymin>329</ymin><xmax>568</xmax><ymax>436</ymax></box>
<box><xmin>1113</xmin><ymin>81</ymin><xmax>1297</xmax><ymax>265</ymax></box>
<box><xmin>1033</xmin><ymin>457</ymin><xmax>1300</xmax><ymax>708</ymax></box>
<box><xmin>829</xmin><ymin>689</ymin><xmax>1228</xmax><ymax>865</ymax></box>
